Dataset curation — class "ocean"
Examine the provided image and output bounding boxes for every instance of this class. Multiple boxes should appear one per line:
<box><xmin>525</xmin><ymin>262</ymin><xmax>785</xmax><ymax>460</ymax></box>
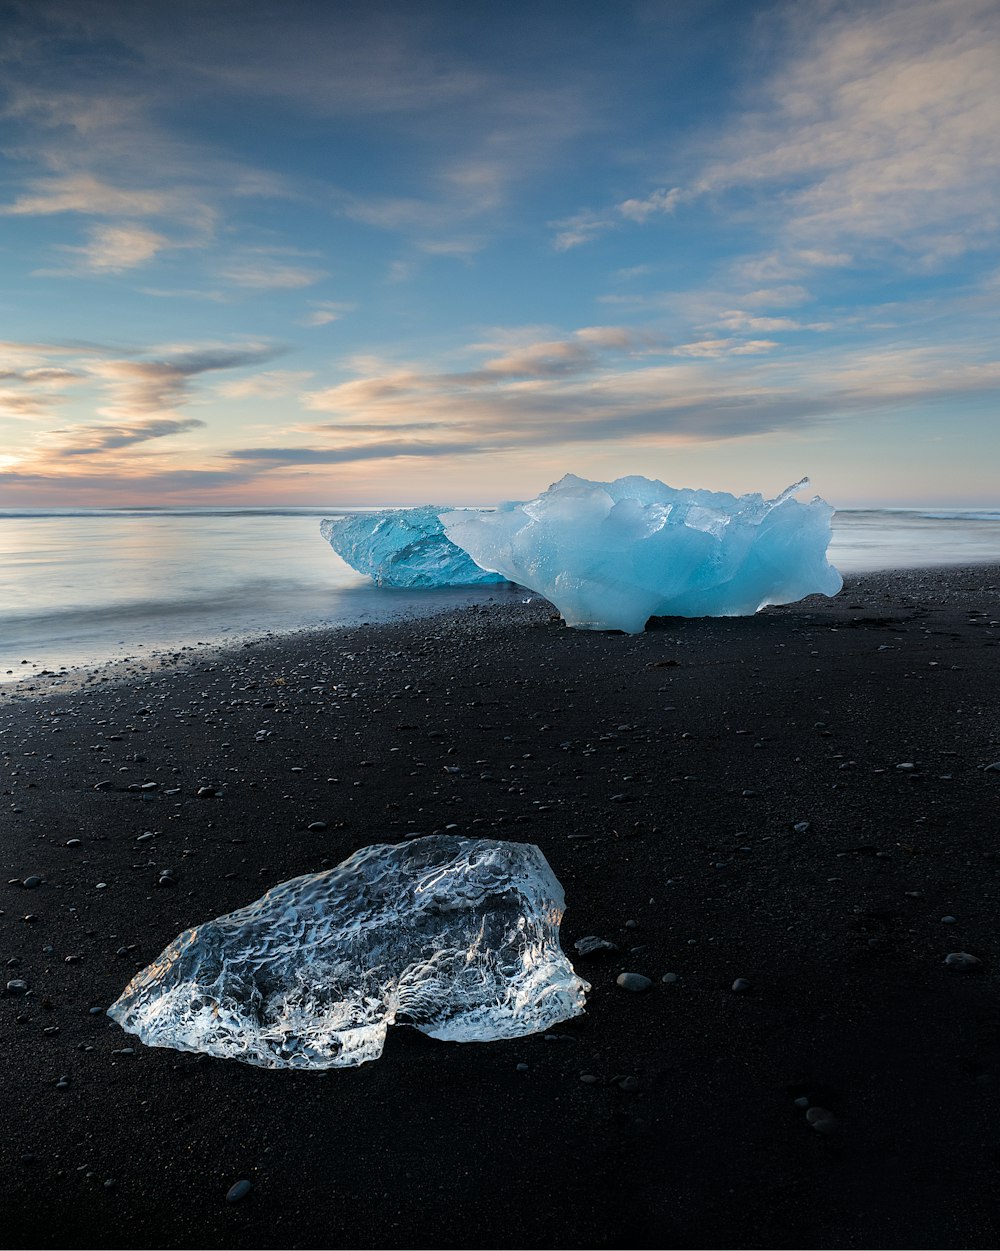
<box><xmin>1</xmin><ymin>505</ymin><xmax>998</xmax><ymax>680</ymax></box>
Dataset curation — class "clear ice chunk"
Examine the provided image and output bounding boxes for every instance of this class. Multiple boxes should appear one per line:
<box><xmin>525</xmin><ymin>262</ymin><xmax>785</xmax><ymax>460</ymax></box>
<box><xmin>107</xmin><ymin>837</ymin><xmax>589</xmax><ymax>1070</ymax></box>
<box><xmin>441</xmin><ymin>473</ymin><xmax>843</xmax><ymax>633</ymax></box>
<box><xmin>320</xmin><ymin>507</ymin><xmax>506</xmax><ymax>588</ymax></box>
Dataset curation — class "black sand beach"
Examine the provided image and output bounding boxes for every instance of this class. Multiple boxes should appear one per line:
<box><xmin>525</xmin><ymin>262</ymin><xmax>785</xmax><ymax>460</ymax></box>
<box><xmin>2</xmin><ymin>566</ymin><xmax>1000</xmax><ymax>1250</ymax></box>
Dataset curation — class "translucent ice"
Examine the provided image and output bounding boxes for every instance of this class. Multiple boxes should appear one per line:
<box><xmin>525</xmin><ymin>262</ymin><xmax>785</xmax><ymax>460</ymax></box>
<box><xmin>108</xmin><ymin>837</ymin><xmax>588</xmax><ymax>1070</ymax></box>
<box><xmin>441</xmin><ymin>473</ymin><xmax>842</xmax><ymax>633</ymax></box>
<box><xmin>320</xmin><ymin>507</ymin><xmax>505</xmax><ymax>588</ymax></box>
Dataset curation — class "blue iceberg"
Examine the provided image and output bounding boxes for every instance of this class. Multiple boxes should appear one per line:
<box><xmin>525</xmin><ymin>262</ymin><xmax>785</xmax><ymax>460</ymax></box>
<box><xmin>440</xmin><ymin>473</ymin><xmax>842</xmax><ymax>633</ymax></box>
<box><xmin>320</xmin><ymin>506</ymin><xmax>505</xmax><ymax>588</ymax></box>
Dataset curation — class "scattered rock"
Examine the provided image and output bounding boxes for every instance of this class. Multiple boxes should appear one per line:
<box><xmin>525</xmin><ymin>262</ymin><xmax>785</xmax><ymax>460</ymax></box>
<box><xmin>616</xmin><ymin>972</ymin><xmax>652</xmax><ymax>993</ymax></box>
<box><xmin>226</xmin><ymin>1179</ymin><xmax>252</xmax><ymax>1203</ymax></box>
<box><xmin>944</xmin><ymin>951</ymin><xmax>982</xmax><ymax>970</ymax></box>
<box><xmin>805</xmin><ymin>1106</ymin><xmax>839</xmax><ymax>1134</ymax></box>
<box><xmin>731</xmin><ymin>978</ymin><xmax>752</xmax><ymax>992</ymax></box>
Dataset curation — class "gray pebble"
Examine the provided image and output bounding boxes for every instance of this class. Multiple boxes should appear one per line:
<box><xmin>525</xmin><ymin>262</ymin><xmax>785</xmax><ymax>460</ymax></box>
<box><xmin>307</xmin><ymin>821</ymin><xmax>328</xmax><ymax>831</ymax></box>
<box><xmin>515</xmin><ymin>1063</ymin><xmax>529</xmax><ymax>1072</ymax></box>
<box><xmin>941</xmin><ymin>915</ymin><xmax>957</xmax><ymax>924</ymax></box>
<box><xmin>944</xmin><ymin>951</ymin><xmax>982</xmax><ymax>969</ymax></box>
<box><xmin>226</xmin><ymin>1179</ymin><xmax>252</xmax><ymax>1203</ymax></box>
<box><xmin>616</xmin><ymin>972</ymin><xmax>652</xmax><ymax>993</ymax></box>
<box><xmin>731</xmin><ymin>978</ymin><xmax>752</xmax><ymax>992</ymax></box>
<box><xmin>5</xmin><ymin>979</ymin><xmax>29</xmax><ymax>995</ymax></box>
<box><xmin>22</xmin><ymin>876</ymin><xmax>42</xmax><ymax>889</ymax></box>
<box><xmin>661</xmin><ymin>972</ymin><xmax>678</xmax><ymax>984</ymax></box>
<box><xmin>805</xmin><ymin>1106</ymin><xmax>839</xmax><ymax>1134</ymax></box>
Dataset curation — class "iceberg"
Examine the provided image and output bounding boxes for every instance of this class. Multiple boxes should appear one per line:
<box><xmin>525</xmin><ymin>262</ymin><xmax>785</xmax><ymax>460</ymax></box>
<box><xmin>108</xmin><ymin>837</ymin><xmax>588</xmax><ymax>1070</ymax></box>
<box><xmin>441</xmin><ymin>473</ymin><xmax>842</xmax><ymax>633</ymax></box>
<box><xmin>320</xmin><ymin>506</ymin><xmax>505</xmax><ymax>588</ymax></box>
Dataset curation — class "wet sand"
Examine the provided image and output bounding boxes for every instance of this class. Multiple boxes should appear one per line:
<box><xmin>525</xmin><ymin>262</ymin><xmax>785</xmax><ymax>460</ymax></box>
<box><xmin>2</xmin><ymin>565</ymin><xmax>1000</xmax><ymax>1250</ymax></box>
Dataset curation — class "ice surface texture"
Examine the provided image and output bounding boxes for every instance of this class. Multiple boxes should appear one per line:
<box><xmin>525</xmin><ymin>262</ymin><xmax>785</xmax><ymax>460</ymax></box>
<box><xmin>108</xmin><ymin>837</ymin><xmax>588</xmax><ymax>1070</ymax></box>
<box><xmin>320</xmin><ymin>507</ymin><xmax>505</xmax><ymax>588</ymax></box>
<box><xmin>441</xmin><ymin>473</ymin><xmax>843</xmax><ymax>633</ymax></box>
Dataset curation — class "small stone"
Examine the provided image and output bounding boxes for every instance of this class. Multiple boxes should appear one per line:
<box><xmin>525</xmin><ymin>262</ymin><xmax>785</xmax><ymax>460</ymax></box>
<box><xmin>65</xmin><ymin>839</ymin><xmax>82</xmax><ymax>848</ymax></box>
<box><xmin>805</xmin><ymin>1106</ymin><xmax>839</xmax><ymax>1134</ymax></box>
<box><xmin>196</xmin><ymin>786</ymin><xmax>216</xmax><ymax>798</ymax></box>
<box><xmin>731</xmin><ymin>978</ymin><xmax>752</xmax><ymax>992</ymax></box>
<box><xmin>515</xmin><ymin>1063</ymin><xmax>529</xmax><ymax>1072</ymax></box>
<box><xmin>616</xmin><ymin>972</ymin><xmax>652</xmax><ymax>993</ymax></box>
<box><xmin>574</xmin><ymin>936</ymin><xmax>617</xmax><ymax>955</ymax></box>
<box><xmin>793</xmin><ymin>1096</ymin><xmax>810</xmax><ymax>1109</ymax></box>
<box><xmin>226</xmin><ymin>1179</ymin><xmax>252</xmax><ymax>1203</ymax></box>
<box><xmin>944</xmin><ymin>951</ymin><xmax>982</xmax><ymax>970</ymax></box>
<box><xmin>55</xmin><ymin>1075</ymin><xmax>71</xmax><ymax>1090</ymax></box>
<box><xmin>5</xmin><ymin>979</ymin><xmax>29</xmax><ymax>995</ymax></box>
<box><xmin>22</xmin><ymin>876</ymin><xmax>42</xmax><ymax>889</ymax></box>
<box><xmin>617</xmin><ymin>1075</ymin><xmax>640</xmax><ymax>1093</ymax></box>
<box><xmin>793</xmin><ymin>821</ymin><xmax>811</xmax><ymax>833</ymax></box>
<box><xmin>941</xmin><ymin>915</ymin><xmax>957</xmax><ymax>924</ymax></box>
<box><xmin>579</xmin><ymin>1073</ymin><xmax>599</xmax><ymax>1084</ymax></box>
<box><xmin>983</xmin><ymin>762</ymin><xmax>1000</xmax><ymax>772</ymax></box>
<box><xmin>661</xmin><ymin>972</ymin><xmax>678</xmax><ymax>984</ymax></box>
<box><xmin>307</xmin><ymin>821</ymin><xmax>328</xmax><ymax>832</ymax></box>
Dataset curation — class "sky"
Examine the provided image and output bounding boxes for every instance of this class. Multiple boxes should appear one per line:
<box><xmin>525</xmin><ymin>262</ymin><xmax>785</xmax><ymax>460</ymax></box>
<box><xmin>0</xmin><ymin>0</ymin><xmax>998</xmax><ymax>509</ymax></box>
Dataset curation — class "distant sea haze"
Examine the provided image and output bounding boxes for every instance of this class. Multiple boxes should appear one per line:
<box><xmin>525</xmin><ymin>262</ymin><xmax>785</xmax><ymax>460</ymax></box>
<box><xmin>1</xmin><ymin>506</ymin><xmax>998</xmax><ymax>680</ymax></box>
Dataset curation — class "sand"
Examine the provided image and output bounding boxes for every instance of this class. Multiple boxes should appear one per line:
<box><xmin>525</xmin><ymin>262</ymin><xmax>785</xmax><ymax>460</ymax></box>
<box><xmin>2</xmin><ymin>565</ymin><xmax>1000</xmax><ymax>1250</ymax></box>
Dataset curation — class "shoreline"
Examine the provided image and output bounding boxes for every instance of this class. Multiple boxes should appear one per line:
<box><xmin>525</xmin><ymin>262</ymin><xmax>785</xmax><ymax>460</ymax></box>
<box><xmin>2</xmin><ymin>565</ymin><xmax>1000</xmax><ymax>1249</ymax></box>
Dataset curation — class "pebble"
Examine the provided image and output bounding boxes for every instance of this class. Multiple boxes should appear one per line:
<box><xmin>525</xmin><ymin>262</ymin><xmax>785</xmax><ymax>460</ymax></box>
<box><xmin>515</xmin><ymin>1063</ymin><xmax>529</xmax><ymax>1072</ymax></box>
<box><xmin>731</xmin><ymin>978</ymin><xmax>752</xmax><ymax>992</ymax></box>
<box><xmin>941</xmin><ymin>915</ymin><xmax>957</xmax><ymax>924</ymax></box>
<box><xmin>226</xmin><ymin>1179</ymin><xmax>252</xmax><ymax>1203</ymax></box>
<box><xmin>5</xmin><ymin>979</ymin><xmax>29</xmax><ymax>995</ymax></box>
<box><xmin>574</xmin><ymin>936</ymin><xmax>617</xmax><ymax>955</ymax></box>
<box><xmin>22</xmin><ymin>876</ymin><xmax>42</xmax><ymax>889</ymax></box>
<box><xmin>579</xmin><ymin>1073</ymin><xmax>599</xmax><ymax>1084</ymax></box>
<box><xmin>793</xmin><ymin>821</ymin><xmax>811</xmax><ymax>833</ymax></box>
<box><xmin>805</xmin><ymin>1106</ymin><xmax>839</xmax><ymax>1134</ymax></box>
<box><xmin>616</xmin><ymin>972</ymin><xmax>652</xmax><ymax>993</ymax></box>
<box><xmin>65</xmin><ymin>839</ymin><xmax>82</xmax><ymax>847</ymax></box>
<box><xmin>944</xmin><ymin>951</ymin><xmax>981</xmax><ymax>970</ymax></box>
<box><xmin>307</xmin><ymin>821</ymin><xmax>328</xmax><ymax>831</ymax></box>
<box><xmin>661</xmin><ymin>972</ymin><xmax>678</xmax><ymax>984</ymax></box>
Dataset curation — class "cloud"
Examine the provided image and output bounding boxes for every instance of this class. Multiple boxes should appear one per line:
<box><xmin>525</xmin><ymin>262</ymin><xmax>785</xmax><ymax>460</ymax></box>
<box><xmin>217</xmin><ymin>370</ymin><xmax>315</xmax><ymax>399</ymax></box>
<box><xmin>57</xmin><ymin>222</ymin><xmax>171</xmax><ymax>273</ymax></box>
<box><xmin>0</xmin><ymin>173</ymin><xmax>180</xmax><ymax>219</ymax></box>
<box><xmin>618</xmin><ymin>187</ymin><xmax>682</xmax><ymax>223</ymax></box>
<box><xmin>215</xmin><ymin>260</ymin><xmax>328</xmax><ymax>290</ymax></box>
<box><xmin>297</xmin><ymin>301</ymin><xmax>355</xmax><ymax>327</ymax></box>
<box><xmin>672</xmin><ymin>339</ymin><xmax>779</xmax><ymax>358</ymax></box>
<box><xmin>554</xmin><ymin>1</ymin><xmax>1000</xmax><ymax>266</ymax></box>
<box><xmin>230</xmin><ymin>440</ymin><xmax>476</xmax><ymax>466</ymax></box>
<box><xmin>88</xmin><ymin>343</ymin><xmax>283</xmax><ymax>416</ymax></box>
<box><xmin>49</xmin><ymin>416</ymin><xmax>206</xmax><ymax>455</ymax></box>
<box><xmin>691</xmin><ymin>0</ymin><xmax>1000</xmax><ymax>260</ymax></box>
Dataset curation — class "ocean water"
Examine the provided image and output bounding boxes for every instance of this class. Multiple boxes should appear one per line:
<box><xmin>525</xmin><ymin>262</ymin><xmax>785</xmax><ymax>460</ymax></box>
<box><xmin>1</xmin><ymin>505</ymin><xmax>998</xmax><ymax>680</ymax></box>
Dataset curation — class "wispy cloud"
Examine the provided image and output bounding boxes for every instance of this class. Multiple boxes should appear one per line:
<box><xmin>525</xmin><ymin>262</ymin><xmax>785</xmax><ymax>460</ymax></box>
<box><xmin>53</xmin><ymin>222</ymin><xmax>171</xmax><ymax>274</ymax></box>
<box><xmin>554</xmin><ymin>0</ymin><xmax>1000</xmax><ymax>266</ymax></box>
<box><xmin>214</xmin><ymin>260</ymin><xmax>328</xmax><ymax>291</ymax></box>
<box><xmin>47</xmin><ymin>416</ymin><xmax>206</xmax><ymax>456</ymax></box>
<box><xmin>217</xmin><ymin>370</ymin><xmax>315</xmax><ymax>399</ymax></box>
